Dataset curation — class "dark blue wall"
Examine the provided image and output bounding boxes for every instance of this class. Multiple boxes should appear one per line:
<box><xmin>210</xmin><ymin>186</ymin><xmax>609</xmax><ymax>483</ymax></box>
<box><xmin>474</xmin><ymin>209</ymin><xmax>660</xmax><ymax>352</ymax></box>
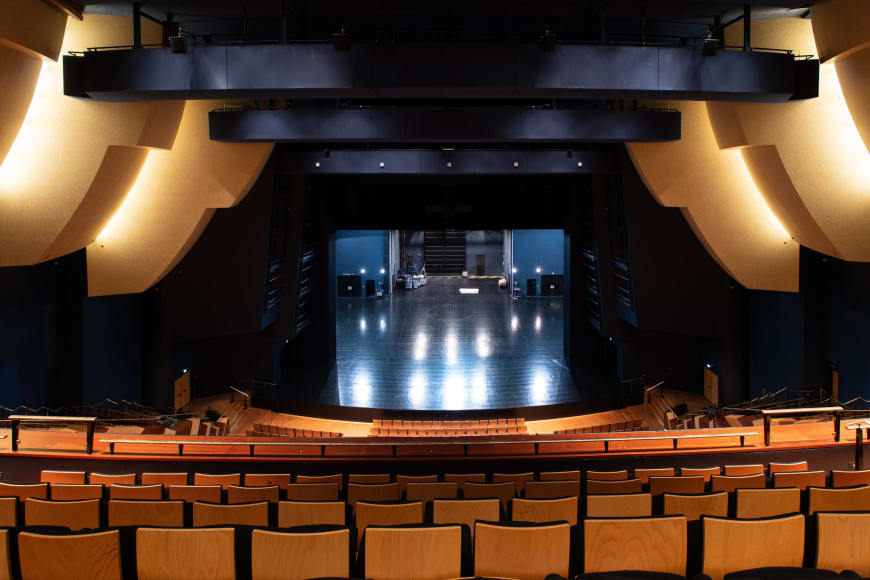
<box><xmin>465</xmin><ymin>230</ymin><xmax>504</xmax><ymax>276</ymax></box>
<box><xmin>335</xmin><ymin>230</ymin><xmax>387</xmax><ymax>296</ymax></box>
<box><xmin>512</xmin><ymin>229</ymin><xmax>565</xmax><ymax>296</ymax></box>
<box><xmin>748</xmin><ymin>291</ymin><xmax>804</xmax><ymax>396</ymax></box>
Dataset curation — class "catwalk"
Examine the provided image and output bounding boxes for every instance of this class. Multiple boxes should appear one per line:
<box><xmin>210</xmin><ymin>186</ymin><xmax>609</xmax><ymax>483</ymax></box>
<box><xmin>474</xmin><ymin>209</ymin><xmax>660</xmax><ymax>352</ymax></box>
<box><xmin>325</xmin><ymin>277</ymin><xmax>580</xmax><ymax>410</ymax></box>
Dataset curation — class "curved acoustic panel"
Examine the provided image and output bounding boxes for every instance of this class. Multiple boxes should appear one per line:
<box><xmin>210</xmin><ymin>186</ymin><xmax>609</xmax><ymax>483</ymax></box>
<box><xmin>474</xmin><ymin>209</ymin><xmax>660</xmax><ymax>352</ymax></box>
<box><xmin>0</xmin><ymin>14</ymin><xmax>183</xmax><ymax>266</ymax></box>
<box><xmin>833</xmin><ymin>49</ymin><xmax>870</xmax><ymax>154</ymax></box>
<box><xmin>0</xmin><ymin>0</ymin><xmax>68</xmax><ymax>61</ymax></box>
<box><xmin>86</xmin><ymin>100</ymin><xmax>273</xmax><ymax>296</ymax></box>
<box><xmin>0</xmin><ymin>46</ymin><xmax>41</xmax><ymax>165</ymax></box>
<box><xmin>627</xmin><ymin>101</ymin><xmax>798</xmax><ymax>291</ymax></box>
<box><xmin>810</xmin><ymin>0</ymin><xmax>870</xmax><ymax>63</ymax></box>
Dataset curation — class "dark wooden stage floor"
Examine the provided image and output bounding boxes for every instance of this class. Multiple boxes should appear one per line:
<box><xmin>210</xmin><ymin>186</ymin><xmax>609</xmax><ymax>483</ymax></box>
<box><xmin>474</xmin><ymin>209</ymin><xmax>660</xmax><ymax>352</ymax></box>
<box><xmin>313</xmin><ymin>277</ymin><xmax>582</xmax><ymax>411</ymax></box>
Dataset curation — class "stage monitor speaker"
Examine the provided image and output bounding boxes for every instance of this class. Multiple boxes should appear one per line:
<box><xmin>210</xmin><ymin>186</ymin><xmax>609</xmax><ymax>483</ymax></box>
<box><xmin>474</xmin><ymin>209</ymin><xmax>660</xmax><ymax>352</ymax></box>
<box><xmin>527</xmin><ymin>278</ymin><xmax>537</xmax><ymax>296</ymax></box>
<box><xmin>540</xmin><ymin>274</ymin><xmax>564</xmax><ymax>296</ymax></box>
<box><xmin>365</xmin><ymin>279</ymin><xmax>375</xmax><ymax>297</ymax></box>
<box><xmin>338</xmin><ymin>275</ymin><xmax>362</xmax><ymax>297</ymax></box>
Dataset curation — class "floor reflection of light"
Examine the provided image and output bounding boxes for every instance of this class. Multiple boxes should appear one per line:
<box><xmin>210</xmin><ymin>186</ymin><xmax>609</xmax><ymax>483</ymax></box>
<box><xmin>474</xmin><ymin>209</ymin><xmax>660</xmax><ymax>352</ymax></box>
<box><xmin>532</xmin><ymin>371</ymin><xmax>549</xmax><ymax>404</ymax></box>
<box><xmin>443</xmin><ymin>374</ymin><xmax>466</xmax><ymax>409</ymax></box>
<box><xmin>535</xmin><ymin>316</ymin><xmax>542</xmax><ymax>331</ymax></box>
<box><xmin>511</xmin><ymin>316</ymin><xmax>519</xmax><ymax>331</ymax></box>
<box><xmin>360</xmin><ymin>318</ymin><xmax>367</xmax><ymax>331</ymax></box>
<box><xmin>379</xmin><ymin>318</ymin><xmax>386</xmax><ymax>330</ymax></box>
<box><xmin>445</xmin><ymin>333</ymin><xmax>458</xmax><ymax>365</ymax></box>
<box><xmin>352</xmin><ymin>372</ymin><xmax>371</xmax><ymax>405</ymax></box>
<box><xmin>413</xmin><ymin>332</ymin><xmax>428</xmax><ymax>360</ymax></box>
<box><xmin>409</xmin><ymin>373</ymin><xmax>426</xmax><ymax>406</ymax></box>
<box><xmin>475</xmin><ymin>332</ymin><xmax>491</xmax><ymax>358</ymax></box>
<box><xmin>471</xmin><ymin>372</ymin><xmax>487</xmax><ymax>404</ymax></box>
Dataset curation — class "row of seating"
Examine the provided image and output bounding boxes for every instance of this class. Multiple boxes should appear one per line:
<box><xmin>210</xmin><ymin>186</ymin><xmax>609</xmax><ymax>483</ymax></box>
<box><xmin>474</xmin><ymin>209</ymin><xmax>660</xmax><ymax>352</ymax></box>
<box><xmin>373</xmin><ymin>417</ymin><xmax>526</xmax><ymax>429</ymax></box>
<box><xmin>369</xmin><ymin>426</ymin><xmax>529</xmax><ymax>437</ymax></box>
<box><xmin>555</xmin><ymin>419</ymin><xmax>644</xmax><ymax>434</ymax></box>
<box><xmin>0</xmin><ymin>511</ymin><xmax>866</xmax><ymax>579</ymax></box>
<box><xmin>247</xmin><ymin>423</ymin><xmax>342</xmax><ymax>438</ymax></box>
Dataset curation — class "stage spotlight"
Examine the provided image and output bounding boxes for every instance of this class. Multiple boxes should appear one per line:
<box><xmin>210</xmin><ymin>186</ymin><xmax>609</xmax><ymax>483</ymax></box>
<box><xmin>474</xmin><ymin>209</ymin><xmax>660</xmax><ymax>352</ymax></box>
<box><xmin>334</xmin><ymin>27</ymin><xmax>350</xmax><ymax>51</ymax></box>
<box><xmin>540</xmin><ymin>27</ymin><xmax>556</xmax><ymax>51</ymax></box>
<box><xmin>535</xmin><ymin>267</ymin><xmax>542</xmax><ymax>273</ymax></box>
<box><xmin>360</xmin><ymin>268</ymin><xmax>366</xmax><ymax>274</ymax></box>
<box><xmin>380</xmin><ymin>268</ymin><xmax>385</xmax><ymax>274</ymax></box>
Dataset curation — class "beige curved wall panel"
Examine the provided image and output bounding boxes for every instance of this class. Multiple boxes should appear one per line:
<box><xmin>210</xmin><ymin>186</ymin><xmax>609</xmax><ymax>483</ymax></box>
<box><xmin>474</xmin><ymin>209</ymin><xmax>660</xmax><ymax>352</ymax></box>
<box><xmin>627</xmin><ymin>101</ymin><xmax>798</xmax><ymax>291</ymax></box>
<box><xmin>87</xmin><ymin>100</ymin><xmax>273</xmax><ymax>296</ymax></box>
<box><xmin>0</xmin><ymin>45</ymin><xmax>41</xmax><ymax>165</ymax></box>
<box><xmin>810</xmin><ymin>0</ymin><xmax>870</xmax><ymax>63</ymax></box>
<box><xmin>0</xmin><ymin>14</ymin><xmax>182</xmax><ymax>267</ymax></box>
<box><xmin>831</xmin><ymin>46</ymin><xmax>870</xmax><ymax>156</ymax></box>
<box><xmin>0</xmin><ymin>0</ymin><xmax>68</xmax><ymax>61</ymax></box>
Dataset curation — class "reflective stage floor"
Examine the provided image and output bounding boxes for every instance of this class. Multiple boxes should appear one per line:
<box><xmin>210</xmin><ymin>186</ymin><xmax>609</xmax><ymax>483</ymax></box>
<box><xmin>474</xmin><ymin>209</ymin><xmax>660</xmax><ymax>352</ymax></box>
<box><xmin>320</xmin><ymin>277</ymin><xmax>582</xmax><ymax>411</ymax></box>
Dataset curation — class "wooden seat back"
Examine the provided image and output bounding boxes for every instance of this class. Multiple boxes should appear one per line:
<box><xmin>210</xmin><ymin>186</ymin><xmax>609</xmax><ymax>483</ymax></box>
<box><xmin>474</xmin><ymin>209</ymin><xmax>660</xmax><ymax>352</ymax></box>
<box><xmin>475</xmin><ymin>521</ymin><xmax>570</xmax><ymax>579</ymax></box>
<box><xmin>701</xmin><ymin>514</ymin><xmax>805</xmax><ymax>580</ymax></box>
<box><xmin>635</xmin><ymin>468</ymin><xmax>676</xmax><ymax>484</ymax></box>
<box><xmin>773</xmin><ymin>470</ymin><xmax>826</xmax><ymax>490</ymax></box>
<box><xmin>808</xmin><ymin>484</ymin><xmax>870</xmax><ymax>515</ymax></box>
<box><xmin>492</xmin><ymin>472</ymin><xmax>534</xmax><ymax>494</ymax></box>
<box><xmin>831</xmin><ymin>469</ymin><xmax>870</xmax><ymax>487</ymax></box>
<box><xmin>40</xmin><ymin>471</ymin><xmax>86</xmax><ymax>485</ymax></box>
<box><xmin>0</xmin><ymin>499</ymin><xmax>15</xmax><ymax>527</ymax></box>
<box><xmin>284</xmin><ymin>483</ymin><xmax>339</xmax><ymax>501</ymax></box>
<box><xmin>348</xmin><ymin>473</ymin><xmax>391</xmax><ymax>484</ymax></box>
<box><xmin>396</xmin><ymin>474</ymin><xmax>438</xmax><ymax>493</ymax></box>
<box><xmin>432</xmin><ymin>498</ymin><xmax>500</xmax><ymax>540</ymax></box>
<box><xmin>24</xmin><ymin>498</ymin><xmax>100</xmax><ymax>530</ymax></box>
<box><xmin>513</xmin><ymin>496</ymin><xmax>578</xmax><ymax>526</ymax></box>
<box><xmin>50</xmin><ymin>484</ymin><xmax>103</xmax><ymax>501</ymax></box>
<box><xmin>108</xmin><ymin>500</ymin><xmax>184</xmax><ymax>527</ymax></box>
<box><xmin>769</xmin><ymin>461</ymin><xmax>809</xmax><ymax>474</ymax></box>
<box><xmin>0</xmin><ymin>483</ymin><xmax>47</xmax><ymax>500</ymax></box>
<box><xmin>347</xmin><ymin>483</ymin><xmax>400</xmax><ymax>507</ymax></box>
<box><xmin>680</xmin><ymin>467</ymin><xmax>721</xmax><ymax>482</ymax></box>
<box><xmin>463</xmin><ymin>482</ymin><xmax>516</xmax><ymax>511</ymax></box>
<box><xmin>193</xmin><ymin>473</ymin><xmax>241</xmax><ymax>489</ymax></box>
<box><xmin>710</xmin><ymin>474</ymin><xmax>766</xmax><ymax>493</ymax></box>
<box><xmin>0</xmin><ymin>530</ymin><xmax>10</xmax><ymax>580</ymax></box>
<box><xmin>355</xmin><ymin>501</ymin><xmax>423</xmax><ymax>549</ymax></box>
<box><xmin>723</xmin><ymin>464</ymin><xmax>764</xmax><ymax>476</ymax></box>
<box><xmin>663</xmin><ymin>492</ymin><xmax>728</xmax><ymax>521</ymax></box>
<box><xmin>244</xmin><ymin>473</ymin><xmax>291</xmax><ymax>488</ymax></box>
<box><xmin>736</xmin><ymin>488</ymin><xmax>801</xmax><ymax>518</ymax></box>
<box><xmin>252</xmin><ymin>528</ymin><xmax>350</xmax><ymax>580</ymax></box>
<box><xmin>405</xmin><ymin>482</ymin><xmax>457</xmax><ymax>504</ymax></box>
<box><xmin>587</xmin><ymin>470</ymin><xmax>628</xmax><ymax>481</ymax></box>
<box><xmin>168</xmin><ymin>485</ymin><xmax>221</xmax><ymax>504</ymax></box>
<box><xmin>227</xmin><ymin>485</ymin><xmax>279</xmax><ymax>504</ymax></box>
<box><xmin>365</xmin><ymin>525</ymin><xmax>461</xmax><ymax>580</ymax></box>
<box><xmin>649</xmin><ymin>476</ymin><xmax>705</xmax><ymax>496</ymax></box>
<box><xmin>587</xmin><ymin>478</ymin><xmax>643</xmax><ymax>495</ymax></box>
<box><xmin>296</xmin><ymin>474</ymin><xmax>343</xmax><ymax>490</ymax></box>
<box><xmin>586</xmin><ymin>493</ymin><xmax>652</xmax><ymax>518</ymax></box>
<box><xmin>540</xmin><ymin>470</ymin><xmax>581</xmax><ymax>481</ymax></box>
<box><xmin>584</xmin><ymin>516</ymin><xmax>686</xmax><ymax>574</ymax></box>
<box><xmin>443</xmin><ymin>473</ymin><xmax>486</xmax><ymax>491</ymax></box>
<box><xmin>141</xmin><ymin>473</ymin><xmax>188</xmax><ymax>486</ymax></box>
<box><xmin>524</xmin><ymin>480</ymin><xmax>581</xmax><ymax>499</ymax></box>
<box><xmin>109</xmin><ymin>484</ymin><xmax>163</xmax><ymax>500</ymax></box>
<box><xmin>193</xmin><ymin>501</ymin><xmax>269</xmax><ymax>527</ymax></box>
<box><xmin>816</xmin><ymin>512</ymin><xmax>870</xmax><ymax>576</ymax></box>
<box><xmin>89</xmin><ymin>473</ymin><xmax>136</xmax><ymax>485</ymax></box>
<box><xmin>136</xmin><ymin>527</ymin><xmax>235</xmax><ymax>580</ymax></box>
<box><xmin>278</xmin><ymin>500</ymin><xmax>345</xmax><ymax>527</ymax></box>
<box><xmin>18</xmin><ymin>529</ymin><xmax>121</xmax><ymax>580</ymax></box>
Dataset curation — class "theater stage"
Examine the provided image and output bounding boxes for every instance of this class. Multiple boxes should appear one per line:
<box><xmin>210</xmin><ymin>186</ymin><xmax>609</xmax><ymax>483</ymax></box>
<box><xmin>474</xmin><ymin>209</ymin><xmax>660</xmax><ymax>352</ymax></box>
<box><xmin>310</xmin><ymin>277</ymin><xmax>586</xmax><ymax>412</ymax></box>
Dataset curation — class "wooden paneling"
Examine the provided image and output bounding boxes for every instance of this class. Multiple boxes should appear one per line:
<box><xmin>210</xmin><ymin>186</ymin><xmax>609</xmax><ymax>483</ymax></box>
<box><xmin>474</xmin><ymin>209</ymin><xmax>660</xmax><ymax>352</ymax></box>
<box><xmin>586</xmin><ymin>494</ymin><xmax>652</xmax><ymax>518</ymax></box>
<box><xmin>773</xmin><ymin>470</ymin><xmax>827</xmax><ymax>490</ymax></box>
<box><xmin>469</xmin><ymin>443</ymin><xmax>535</xmax><ymax>456</ymax></box>
<box><xmin>51</xmin><ymin>484</ymin><xmax>103</xmax><ymax>501</ymax></box>
<box><xmin>174</xmin><ymin>372</ymin><xmax>191</xmax><ymax>411</ymax></box>
<box><xmin>513</xmin><ymin>496</ymin><xmax>578</xmax><ymax>526</ymax></box>
<box><xmin>136</xmin><ymin>527</ymin><xmax>235</xmax><ymax>580</ymax></box>
<box><xmin>0</xmin><ymin>529</ymin><xmax>9</xmax><ymax>580</ymax></box>
<box><xmin>193</xmin><ymin>501</ymin><xmax>269</xmax><ymax>527</ymax></box>
<box><xmin>365</xmin><ymin>526</ymin><xmax>461</xmax><ymax>580</ymax></box>
<box><xmin>18</xmin><ymin>530</ymin><xmax>121</xmax><ymax>580</ymax></box>
<box><xmin>463</xmin><ymin>482</ymin><xmax>516</xmax><ymax>511</ymax></box>
<box><xmin>475</xmin><ymin>522</ymin><xmax>570</xmax><ymax>580</ymax></box>
<box><xmin>635</xmin><ymin>468</ymin><xmax>676</xmax><ymax>484</ymax></box>
<box><xmin>702</xmin><ymin>514</ymin><xmax>805</xmax><ymax>580</ymax></box>
<box><xmin>41</xmin><ymin>470</ymin><xmax>85</xmax><ymax>485</ymax></box>
<box><xmin>348</xmin><ymin>474</ymin><xmax>391</xmax><ymax>484</ymax></box>
<box><xmin>396</xmin><ymin>474</ymin><xmax>438</xmax><ymax>493</ymax></box>
<box><xmin>736</xmin><ymin>488</ymin><xmax>800</xmax><ymax>519</ymax></box>
<box><xmin>711</xmin><ymin>474</ymin><xmax>766</xmax><ymax>493</ymax></box>
<box><xmin>587</xmin><ymin>470</ymin><xmax>628</xmax><ymax>481</ymax></box>
<box><xmin>278</xmin><ymin>501</ymin><xmax>345</xmax><ymax>528</ymax></box>
<box><xmin>0</xmin><ymin>483</ymin><xmax>47</xmax><ymax>500</ymax></box>
<box><xmin>108</xmin><ymin>500</ymin><xmax>184</xmax><ymax>527</ymax></box>
<box><xmin>347</xmin><ymin>483</ymin><xmax>400</xmax><ymax>507</ymax></box>
<box><xmin>816</xmin><ymin>512</ymin><xmax>870</xmax><ymax>575</ymax></box>
<box><xmin>663</xmin><ymin>492</ymin><xmax>728</xmax><ymax>521</ymax></box>
<box><xmin>442</xmin><ymin>473</ymin><xmax>486</xmax><ymax>491</ymax></box>
<box><xmin>584</xmin><ymin>516</ymin><xmax>687</xmax><ymax>575</ymax></box>
<box><xmin>89</xmin><ymin>473</ymin><xmax>135</xmax><ymax>485</ymax></box>
<box><xmin>194</xmin><ymin>473</ymin><xmax>241</xmax><ymax>489</ymax></box>
<box><xmin>296</xmin><ymin>474</ymin><xmax>343</xmax><ymax>490</ymax></box>
<box><xmin>395</xmin><ymin>444</ymin><xmax>465</xmax><ymax>457</ymax></box>
<box><xmin>540</xmin><ymin>470</ymin><xmax>582</xmax><ymax>481</ymax></box>
<box><xmin>141</xmin><ymin>473</ymin><xmax>188</xmax><ymax>486</ymax></box>
<box><xmin>723</xmin><ymin>464</ymin><xmax>764</xmax><ymax>476</ymax></box>
<box><xmin>492</xmin><ymin>472</ymin><xmax>534</xmax><ymax>494</ymax></box>
<box><xmin>252</xmin><ymin>528</ymin><xmax>350</xmax><ymax>580</ymax></box>
<box><xmin>769</xmin><ymin>461</ymin><xmax>809</xmax><ymax>473</ymax></box>
<box><xmin>680</xmin><ymin>467</ymin><xmax>721</xmax><ymax>482</ymax></box>
<box><xmin>405</xmin><ymin>482</ymin><xmax>457</xmax><ymax>504</ymax></box>
<box><xmin>0</xmin><ymin>499</ymin><xmax>15</xmax><ymax>527</ymax></box>
<box><xmin>703</xmin><ymin>367</ymin><xmax>719</xmax><ymax>406</ymax></box>
<box><xmin>244</xmin><ymin>473</ymin><xmax>291</xmax><ymax>487</ymax></box>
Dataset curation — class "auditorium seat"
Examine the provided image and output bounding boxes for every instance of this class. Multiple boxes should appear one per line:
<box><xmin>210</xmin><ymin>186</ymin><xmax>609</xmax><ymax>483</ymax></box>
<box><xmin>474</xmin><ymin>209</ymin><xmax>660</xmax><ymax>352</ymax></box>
<box><xmin>136</xmin><ymin>527</ymin><xmax>235</xmax><ymax>580</ymax></box>
<box><xmin>807</xmin><ymin>484</ymin><xmax>870</xmax><ymax>515</ymax></box>
<box><xmin>88</xmin><ymin>473</ymin><xmax>136</xmax><ymax>485</ymax></box>
<box><xmin>349</xmin><ymin>473</ymin><xmax>391</xmax><ymax>484</ymax></box>
<box><xmin>168</xmin><ymin>484</ymin><xmax>222</xmax><ymax>504</ymax></box>
<box><xmin>769</xmin><ymin>461</ymin><xmax>809</xmax><ymax>474</ymax></box>
<box><xmin>432</xmin><ymin>498</ymin><xmax>500</xmax><ymax>540</ymax></box>
<box><xmin>365</xmin><ymin>525</ymin><xmax>463</xmax><ymax>580</ymax></box>
<box><xmin>681</xmin><ymin>467</ymin><xmax>721</xmax><ymax>481</ymax></box>
<box><xmin>711</xmin><ymin>474</ymin><xmax>766</xmax><ymax>493</ymax></box>
<box><xmin>227</xmin><ymin>484</ymin><xmax>280</xmax><ymax>504</ymax></box>
<box><xmin>649</xmin><ymin>476</ymin><xmax>705</xmax><ymax>496</ymax></box>
<box><xmin>586</xmin><ymin>493</ymin><xmax>652</xmax><ymax>517</ymax></box>
<box><xmin>355</xmin><ymin>501</ymin><xmax>423</xmax><ymax>549</ymax></box>
<box><xmin>18</xmin><ymin>529</ymin><xmax>122</xmax><ymax>580</ymax></box>
<box><xmin>815</xmin><ymin>511</ymin><xmax>870</xmax><ymax>576</ymax></box>
<box><xmin>108</xmin><ymin>499</ymin><xmax>184</xmax><ymax>527</ymax></box>
<box><xmin>24</xmin><ymin>498</ymin><xmax>100</xmax><ymax>530</ymax></box>
<box><xmin>405</xmin><ymin>481</ymin><xmax>457</xmax><ymax>504</ymax></box>
<box><xmin>492</xmin><ymin>472</ymin><xmax>534</xmax><ymax>494</ymax></box>
<box><xmin>635</xmin><ymin>468</ymin><xmax>676</xmax><ymax>484</ymax></box>
<box><xmin>50</xmin><ymin>484</ymin><xmax>104</xmax><ymax>501</ymax></box>
<box><xmin>463</xmin><ymin>482</ymin><xmax>516</xmax><ymax>510</ymax></box>
<box><xmin>443</xmin><ymin>473</ymin><xmax>486</xmax><ymax>491</ymax></box>
<box><xmin>297</xmin><ymin>474</ymin><xmax>344</xmax><ymax>490</ymax></box>
<box><xmin>347</xmin><ymin>483</ymin><xmax>400</xmax><ymax>507</ymax></box>
<box><xmin>193</xmin><ymin>501</ymin><xmax>269</xmax><ymax>527</ymax></box>
<box><xmin>587</xmin><ymin>478</ymin><xmax>643</xmax><ymax>495</ymax></box>
<box><xmin>663</xmin><ymin>492</ymin><xmax>728</xmax><ymax>520</ymax></box>
<box><xmin>475</xmin><ymin>521</ymin><xmax>571</xmax><ymax>580</ymax></box>
<box><xmin>252</xmin><ymin>527</ymin><xmax>350</xmax><ymax>580</ymax></box>
<box><xmin>772</xmin><ymin>471</ymin><xmax>826</xmax><ymax>490</ymax></box>
<box><xmin>701</xmin><ymin>514</ymin><xmax>805</xmax><ymax>580</ymax></box>
<box><xmin>244</xmin><ymin>473</ymin><xmax>291</xmax><ymax>487</ymax></box>
<box><xmin>0</xmin><ymin>498</ymin><xmax>15</xmax><ymax>527</ymax></box>
<box><xmin>278</xmin><ymin>500</ymin><xmax>346</xmax><ymax>527</ymax></box>
<box><xmin>40</xmin><ymin>470</ymin><xmax>86</xmax><ymax>485</ymax></box>
<box><xmin>194</xmin><ymin>473</ymin><xmax>241</xmax><ymax>489</ymax></box>
<box><xmin>0</xmin><ymin>530</ymin><xmax>9</xmax><ymax>580</ymax></box>
<box><xmin>395</xmin><ymin>474</ymin><xmax>438</xmax><ymax>493</ymax></box>
<box><xmin>108</xmin><ymin>484</ymin><xmax>163</xmax><ymax>500</ymax></box>
<box><xmin>831</xmin><ymin>469</ymin><xmax>870</xmax><ymax>487</ymax></box>
<box><xmin>723</xmin><ymin>465</ymin><xmax>765</xmax><ymax>476</ymax></box>
<box><xmin>587</xmin><ymin>470</ymin><xmax>628</xmax><ymax>481</ymax></box>
<box><xmin>540</xmin><ymin>470</ymin><xmax>582</xmax><ymax>481</ymax></box>
<box><xmin>584</xmin><ymin>516</ymin><xmax>687</xmax><ymax>575</ymax></box>
<box><xmin>141</xmin><ymin>473</ymin><xmax>188</xmax><ymax>486</ymax></box>
<box><xmin>0</xmin><ymin>482</ymin><xmax>48</xmax><ymax>500</ymax></box>
<box><xmin>513</xmin><ymin>496</ymin><xmax>578</xmax><ymax>526</ymax></box>
<box><xmin>285</xmin><ymin>482</ymin><xmax>340</xmax><ymax>501</ymax></box>
<box><xmin>524</xmin><ymin>479</ymin><xmax>581</xmax><ymax>499</ymax></box>
<box><xmin>735</xmin><ymin>488</ymin><xmax>800</xmax><ymax>518</ymax></box>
